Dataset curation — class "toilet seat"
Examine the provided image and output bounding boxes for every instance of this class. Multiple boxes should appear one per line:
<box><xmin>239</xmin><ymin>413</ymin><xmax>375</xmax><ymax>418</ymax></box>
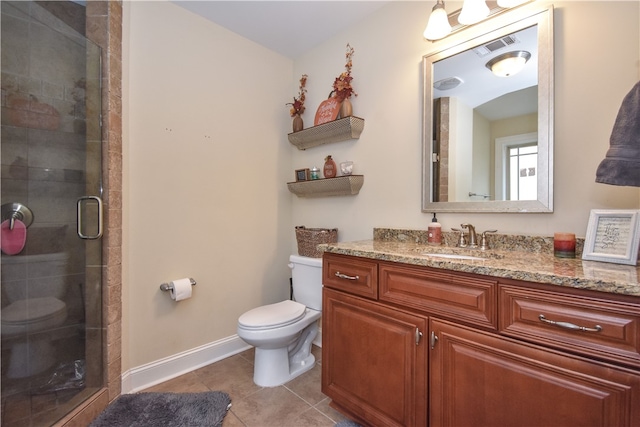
<box><xmin>238</xmin><ymin>300</ymin><xmax>306</xmax><ymax>330</ymax></box>
<box><xmin>1</xmin><ymin>297</ymin><xmax>67</xmax><ymax>336</ymax></box>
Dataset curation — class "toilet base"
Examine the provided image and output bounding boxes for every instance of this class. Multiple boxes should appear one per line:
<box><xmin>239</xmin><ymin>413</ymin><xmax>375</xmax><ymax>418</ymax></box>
<box><xmin>6</xmin><ymin>338</ymin><xmax>56</xmax><ymax>378</ymax></box>
<box><xmin>253</xmin><ymin>322</ymin><xmax>318</xmax><ymax>387</ymax></box>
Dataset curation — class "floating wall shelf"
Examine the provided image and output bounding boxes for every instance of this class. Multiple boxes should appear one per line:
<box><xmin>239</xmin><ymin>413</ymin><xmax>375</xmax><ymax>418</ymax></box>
<box><xmin>288</xmin><ymin>116</ymin><xmax>365</xmax><ymax>150</ymax></box>
<box><xmin>287</xmin><ymin>175</ymin><xmax>364</xmax><ymax>198</ymax></box>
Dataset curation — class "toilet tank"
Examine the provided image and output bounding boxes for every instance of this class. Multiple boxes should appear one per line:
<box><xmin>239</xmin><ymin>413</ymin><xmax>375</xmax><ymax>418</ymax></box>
<box><xmin>289</xmin><ymin>255</ymin><xmax>323</xmax><ymax>311</ymax></box>
<box><xmin>1</xmin><ymin>252</ymin><xmax>70</xmax><ymax>303</ymax></box>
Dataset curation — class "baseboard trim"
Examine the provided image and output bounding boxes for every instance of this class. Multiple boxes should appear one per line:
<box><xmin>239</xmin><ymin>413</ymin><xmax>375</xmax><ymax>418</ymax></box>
<box><xmin>122</xmin><ymin>327</ymin><xmax>322</xmax><ymax>394</ymax></box>
<box><xmin>122</xmin><ymin>335</ymin><xmax>250</xmax><ymax>393</ymax></box>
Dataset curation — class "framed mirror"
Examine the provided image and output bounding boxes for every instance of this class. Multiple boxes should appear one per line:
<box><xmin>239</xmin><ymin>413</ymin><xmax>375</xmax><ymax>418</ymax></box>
<box><xmin>422</xmin><ymin>5</ymin><xmax>553</xmax><ymax>213</ymax></box>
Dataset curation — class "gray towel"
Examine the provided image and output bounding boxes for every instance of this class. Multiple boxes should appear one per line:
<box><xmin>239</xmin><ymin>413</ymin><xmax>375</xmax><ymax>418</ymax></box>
<box><xmin>595</xmin><ymin>81</ymin><xmax>640</xmax><ymax>186</ymax></box>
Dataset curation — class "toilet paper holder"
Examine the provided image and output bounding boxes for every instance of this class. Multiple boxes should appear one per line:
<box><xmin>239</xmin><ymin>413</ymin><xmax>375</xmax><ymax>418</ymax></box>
<box><xmin>159</xmin><ymin>278</ymin><xmax>197</xmax><ymax>292</ymax></box>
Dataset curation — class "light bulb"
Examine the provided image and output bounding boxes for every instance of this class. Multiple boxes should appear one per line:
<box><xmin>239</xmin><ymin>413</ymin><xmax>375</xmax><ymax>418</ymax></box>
<box><xmin>423</xmin><ymin>2</ymin><xmax>452</xmax><ymax>41</ymax></box>
<box><xmin>458</xmin><ymin>0</ymin><xmax>490</xmax><ymax>25</ymax></box>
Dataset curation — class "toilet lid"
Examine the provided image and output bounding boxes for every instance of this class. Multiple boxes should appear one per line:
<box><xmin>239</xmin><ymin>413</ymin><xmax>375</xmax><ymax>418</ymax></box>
<box><xmin>1</xmin><ymin>297</ymin><xmax>66</xmax><ymax>325</ymax></box>
<box><xmin>238</xmin><ymin>300</ymin><xmax>306</xmax><ymax>329</ymax></box>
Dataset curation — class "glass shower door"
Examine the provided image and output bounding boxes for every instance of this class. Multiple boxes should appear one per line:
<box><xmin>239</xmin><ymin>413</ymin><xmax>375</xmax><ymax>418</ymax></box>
<box><xmin>1</xmin><ymin>1</ymin><xmax>104</xmax><ymax>425</ymax></box>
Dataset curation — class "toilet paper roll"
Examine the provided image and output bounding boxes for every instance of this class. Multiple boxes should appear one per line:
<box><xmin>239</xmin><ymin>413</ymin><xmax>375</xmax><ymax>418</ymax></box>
<box><xmin>169</xmin><ymin>278</ymin><xmax>192</xmax><ymax>301</ymax></box>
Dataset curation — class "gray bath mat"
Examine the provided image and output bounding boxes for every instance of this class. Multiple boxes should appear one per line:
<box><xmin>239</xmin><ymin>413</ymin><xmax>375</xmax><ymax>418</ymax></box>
<box><xmin>90</xmin><ymin>391</ymin><xmax>231</xmax><ymax>427</ymax></box>
<box><xmin>335</xmin><ymin>420</ymin><xmax>362</xmax><ymax>427</ymax></box>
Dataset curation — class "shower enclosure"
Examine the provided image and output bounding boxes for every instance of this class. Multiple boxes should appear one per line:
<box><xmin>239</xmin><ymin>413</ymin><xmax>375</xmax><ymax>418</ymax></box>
<box><xmin>1</xmin><ymin>1</ymin><xmax>104</xmax><ymax>425</ymax></box>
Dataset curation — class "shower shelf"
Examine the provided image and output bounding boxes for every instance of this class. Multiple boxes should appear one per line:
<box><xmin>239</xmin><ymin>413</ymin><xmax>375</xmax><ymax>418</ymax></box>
<box><xmin>287</xmin><ymin>175</ymin><xmax>364</xmax><ymax>198</ymax></box>
<box><xmin>287</xmin><ymin>116</ymin><xmax>365</xmax><ymax>150</ymax></box>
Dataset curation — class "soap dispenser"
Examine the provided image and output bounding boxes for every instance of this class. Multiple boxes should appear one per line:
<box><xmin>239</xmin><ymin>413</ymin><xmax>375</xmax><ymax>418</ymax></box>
<box><xmin>428</xmin><ymin>213</ymin><xmax>442</xmax><ymax>246</ymax></box>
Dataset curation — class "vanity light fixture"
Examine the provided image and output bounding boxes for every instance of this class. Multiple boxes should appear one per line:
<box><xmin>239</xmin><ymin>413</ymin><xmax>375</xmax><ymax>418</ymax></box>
<box><xmin>497</xmin><ymin>0</ymin><xmax>530</xmax><ymax>7</ymax></box>
<box><xmin>485</xmin><ymin>50</ymin><xmax>531</xmax><ymax>77</ymax></box>
<box><xmin>423</xmin><ymin>0</ymin><xmax>536</xmax><ymax>42</ymax></box>
<box><xmin>458</xmin><ymin>0</ymin><xmax>490</xmax><ymax>25</ymax></box>
<box><xmin>423</xmin><ymin>0</ymin><xmax>452</xmax><ymax>41</ymax></box>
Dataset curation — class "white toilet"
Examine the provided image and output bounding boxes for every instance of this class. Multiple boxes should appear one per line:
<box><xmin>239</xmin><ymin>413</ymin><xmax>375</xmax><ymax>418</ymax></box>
<box><xmin>1</xmin><ymin>252</ymin><xmax>69</xmax><ymax>378</ymax></box>
<box><xmin>237</xmin><ymin>254</ymin><xmax>323</xmax><ymax>387</ymax></box>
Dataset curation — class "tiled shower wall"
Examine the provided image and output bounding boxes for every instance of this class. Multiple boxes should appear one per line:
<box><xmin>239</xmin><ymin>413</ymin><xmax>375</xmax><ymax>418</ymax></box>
<box><xmin>436</xmin><ymin>98</ymin><xmax>450</xmax><ymax>202</ymax></box>
<box><xmin>57</xmin><ymin>1</ymin><xmax>123</xmax><ymax>422</ymax></box>
<box><xmin>86</xmin><ymin>0</ymin><xmax>123</xmax><ymax>413</ymax></box>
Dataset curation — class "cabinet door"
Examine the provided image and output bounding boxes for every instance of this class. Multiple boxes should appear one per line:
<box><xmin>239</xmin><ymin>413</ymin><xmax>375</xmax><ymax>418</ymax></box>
<box><xmin>430</xmin><ymin>318</ymin><xmax>640</xmax><ymax>427</ymax></box>
<box><xmin>322</xmin><ymin>288</ymin><xmax>427</xmax><ymax>427</ymax></box>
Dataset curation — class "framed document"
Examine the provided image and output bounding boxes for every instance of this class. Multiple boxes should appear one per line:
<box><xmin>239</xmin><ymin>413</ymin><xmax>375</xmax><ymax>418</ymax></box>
<box><xmin>582</xmin><ymin>209</ymin><xmax>640</xmax><ymax>265</ymax></box>
<box><xmin>295</xmin><ymin>168</ymin><xmax>310</xmax><ymax>182</ymax></box>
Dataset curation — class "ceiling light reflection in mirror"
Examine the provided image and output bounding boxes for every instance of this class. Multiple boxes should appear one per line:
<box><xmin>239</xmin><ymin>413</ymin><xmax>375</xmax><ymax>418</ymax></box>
<box><xmin>433</xmin><ymin>25</ymin><xmax>537</xmax><ymax>113</ymax></box>
<box><xmin>486</xmin><ymin>50</ymin><xmax>531</xmax><ymax>77</ymax></box>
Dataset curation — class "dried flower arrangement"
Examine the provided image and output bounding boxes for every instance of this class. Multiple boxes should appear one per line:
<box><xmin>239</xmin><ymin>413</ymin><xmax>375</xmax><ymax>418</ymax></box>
<box><xmin>333</xmin><ymin>44</ymin><xmax>357</xmax><ymax>102</ymax></box>
<box><xmin>287</xmin><ymin>74</ymin><xmax>308</xmax><ymax>117</ymax></box>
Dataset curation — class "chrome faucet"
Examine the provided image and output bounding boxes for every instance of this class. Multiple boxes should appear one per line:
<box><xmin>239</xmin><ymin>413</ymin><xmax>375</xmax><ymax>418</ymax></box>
<box><xmin>461</xmin><ymin>224</ymin><xmax>478</xmax><ymax>248</ymax></box>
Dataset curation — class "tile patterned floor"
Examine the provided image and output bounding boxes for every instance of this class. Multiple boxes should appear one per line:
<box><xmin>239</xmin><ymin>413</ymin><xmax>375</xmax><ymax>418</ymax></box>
<box><xmin>142</xmin><ymin>345</ymin><xmax>350</xmax><ymax>427</ymax></box>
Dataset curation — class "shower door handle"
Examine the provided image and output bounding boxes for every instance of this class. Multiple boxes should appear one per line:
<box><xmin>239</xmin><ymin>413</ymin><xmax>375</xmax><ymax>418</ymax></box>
<box><xmin>77</xmin><ymin>196</ymin><xmax>103</xmax><ymax>239</ymax></box>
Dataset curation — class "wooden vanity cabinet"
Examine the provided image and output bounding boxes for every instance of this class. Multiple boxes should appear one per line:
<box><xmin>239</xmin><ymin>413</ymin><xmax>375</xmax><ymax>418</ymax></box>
<box><xmin>321</xmin><ymin>252</ymin><xmax>640</xmax><ymax>426</ymax></box>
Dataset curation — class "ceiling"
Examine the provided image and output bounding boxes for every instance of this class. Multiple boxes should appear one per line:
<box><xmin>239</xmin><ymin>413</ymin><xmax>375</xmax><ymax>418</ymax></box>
<box><xmin>171</xmin><ymin>1</ymin><xmax>392</xmax><ymax>59</ymax></box>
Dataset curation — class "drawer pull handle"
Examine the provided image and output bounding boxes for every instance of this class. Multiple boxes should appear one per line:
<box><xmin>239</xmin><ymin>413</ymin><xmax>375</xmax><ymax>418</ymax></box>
<box><xmin>538</xmin><ymin>314</ymin><xmax>602</xmax><ymax>333</ymax></box>
<box><xmin>335</xmin><ymin>272</ymin><xmax>359</xmax><ymax>281</ymax></box>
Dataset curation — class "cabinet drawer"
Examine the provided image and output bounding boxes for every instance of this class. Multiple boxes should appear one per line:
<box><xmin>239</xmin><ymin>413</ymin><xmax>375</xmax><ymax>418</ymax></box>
<box><xmin>500</xmin><ymin>285</ymin><xmax>640</xmax><ymax>368</ymax></box>
<box><xmin>379</xmin><ymin>262</ymin><xmax>497</xmax><ymax>330</ymax></box>
<box><xmin>323</xmin><ymin>253</ymin><xmax>378</xmax><ymax>299</ymax></box>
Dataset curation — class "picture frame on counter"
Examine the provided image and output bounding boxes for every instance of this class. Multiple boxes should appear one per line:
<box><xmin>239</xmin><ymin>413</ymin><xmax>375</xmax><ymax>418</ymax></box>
<box><xmin>582</xmin><ymin>209</ymin><xmax>640</xmax><ymax>266</ymax></box>
<box><xmin>295</xmin><ymin>168</ymin><xmax>311</xmax><ymax>182</ymax></box>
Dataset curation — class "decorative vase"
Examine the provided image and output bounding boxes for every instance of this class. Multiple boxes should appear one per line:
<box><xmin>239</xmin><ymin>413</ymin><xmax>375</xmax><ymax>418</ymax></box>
<box><xmin>292</xmin><ymin>114</ymin><xmax>303</xmax><ymax>132</ymax></box>
<box><xmin>339</xmin><ymin>98</ymin><xmax>353</xmax><ymax>119</ymax></box>
<box><xmin>323</xmin><ymin>155</ymin><xmax>337</xmax><ymax>178</ymax></box>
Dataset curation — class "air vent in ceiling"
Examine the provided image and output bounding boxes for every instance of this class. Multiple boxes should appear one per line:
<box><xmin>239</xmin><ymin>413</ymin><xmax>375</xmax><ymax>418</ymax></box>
<box><xmin>434</xmin><ymin>76</ymin><xmax>463</xmax><ymax>91</ymax></box>
<box><xmin>473</xmin><ymin>34</ymin><xmax>519</xmax><ymax>57</ymax></box>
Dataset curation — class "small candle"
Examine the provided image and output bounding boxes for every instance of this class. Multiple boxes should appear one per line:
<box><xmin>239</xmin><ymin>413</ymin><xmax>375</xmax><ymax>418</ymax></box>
<box><xmin>554</xmin><ymin>232</ymin><xmax>576</xmax><ymax>258</ymax></box>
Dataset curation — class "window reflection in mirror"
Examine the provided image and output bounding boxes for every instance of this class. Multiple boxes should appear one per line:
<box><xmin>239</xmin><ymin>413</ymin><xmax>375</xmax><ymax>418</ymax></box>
<box><xmin>422</xmin><ymin>5</ymin><xmax>553</xmax><ymax>213</ymax></box>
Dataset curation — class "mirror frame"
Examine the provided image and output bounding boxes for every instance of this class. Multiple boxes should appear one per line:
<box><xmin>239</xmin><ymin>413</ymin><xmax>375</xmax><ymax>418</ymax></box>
<box><xmin>422</xmin><ymin>5</ymin><xmax>554</xmax><ymax>213</ymax></box>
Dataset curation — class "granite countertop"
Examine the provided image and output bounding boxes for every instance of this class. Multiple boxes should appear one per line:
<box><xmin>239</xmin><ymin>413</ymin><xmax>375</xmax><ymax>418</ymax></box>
<box><xmin>320</xmin><ymin>228</ymin><xmax>640</xmax><ymax>297</ymax></box>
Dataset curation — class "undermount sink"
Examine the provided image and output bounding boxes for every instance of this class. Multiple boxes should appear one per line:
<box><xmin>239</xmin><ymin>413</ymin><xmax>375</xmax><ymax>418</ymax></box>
<box><xmin>414</xmin><ymin>246</ymin><xmax>505</xmax><ymax>260</ymax></box>
<box><xmin>422</xmin><ymin>253</ymin><xmax>485</xmax><ymax>261</ymax></box>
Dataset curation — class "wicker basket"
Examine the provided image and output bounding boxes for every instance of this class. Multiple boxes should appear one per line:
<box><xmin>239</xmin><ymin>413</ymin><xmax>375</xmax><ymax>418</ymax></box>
<box><xmin>295</xmin><ymin>226</ymin><xmax>338</xmax><ymax>258</ymax></box>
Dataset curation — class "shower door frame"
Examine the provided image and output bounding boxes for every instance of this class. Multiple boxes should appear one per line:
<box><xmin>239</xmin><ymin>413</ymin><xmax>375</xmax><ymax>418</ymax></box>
<box><xmin>57</xmin><ymin>1</ymin><xmax>123</xmax><ymax>424</ymax></box>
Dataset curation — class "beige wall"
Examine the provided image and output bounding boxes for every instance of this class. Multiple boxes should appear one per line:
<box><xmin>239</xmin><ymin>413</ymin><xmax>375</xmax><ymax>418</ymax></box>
<box><xmin>123</xmin><ymin>1</ymin><xmax>293</xmax><ymax>369</ymax></box>
<box><xmin>123</xmin><ymin>1</ymin><xmax>640</xmax><ymax>370</ymax></box>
